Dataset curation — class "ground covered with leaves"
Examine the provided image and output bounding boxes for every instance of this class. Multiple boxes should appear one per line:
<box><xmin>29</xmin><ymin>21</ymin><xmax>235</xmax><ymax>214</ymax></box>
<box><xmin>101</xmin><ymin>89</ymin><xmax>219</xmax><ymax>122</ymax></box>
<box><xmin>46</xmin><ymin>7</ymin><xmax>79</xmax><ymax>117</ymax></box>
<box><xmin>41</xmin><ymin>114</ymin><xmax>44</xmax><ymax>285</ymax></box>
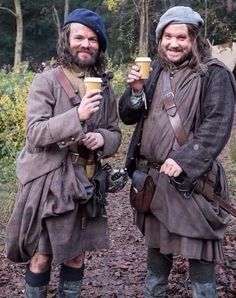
<box><xmin>0</xmin><ymin>133</ymin><xmax>236</xmax><ymax>297</ymax></box>
<box><xmin>1</xmin><ymin>183</ymin><xmax>236</xmax><ymax>297</ymax></box>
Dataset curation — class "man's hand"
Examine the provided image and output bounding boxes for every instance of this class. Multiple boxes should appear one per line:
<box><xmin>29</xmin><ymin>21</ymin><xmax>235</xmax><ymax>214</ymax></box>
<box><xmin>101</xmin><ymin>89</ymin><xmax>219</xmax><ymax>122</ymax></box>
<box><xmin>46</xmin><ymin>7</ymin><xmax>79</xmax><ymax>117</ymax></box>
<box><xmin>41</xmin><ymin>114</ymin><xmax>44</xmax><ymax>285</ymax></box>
<box><xmin>160</xmin><ymin>158</ymin><xmax>183</xmax><ymax>177</ymax></box>
<box><xmin>81</xmin><ymin>132</ymin><xmax>104</xmax><ymax>150</ymax></box>
<box><xmin>127</xmin><ymin>65</ymin><xmax>145</xmax><ymax>93</ymax></box>
<box><xmin>78</xmin><ymin>89</ymin><xmax>102</xmax><ymax>122</ymax></box>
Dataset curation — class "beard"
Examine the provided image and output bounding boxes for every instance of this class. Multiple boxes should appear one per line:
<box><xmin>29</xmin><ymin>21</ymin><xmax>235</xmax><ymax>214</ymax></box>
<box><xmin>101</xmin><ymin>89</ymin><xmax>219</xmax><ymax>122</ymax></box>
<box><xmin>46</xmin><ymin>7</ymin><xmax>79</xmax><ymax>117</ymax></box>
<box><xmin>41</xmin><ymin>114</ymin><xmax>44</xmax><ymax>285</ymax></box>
<box><xmin>71</xmin><ymin>49</ymin><xmax>98</xmax><ymax>70</ymax></box>
<box><xmin>159</xmin><ymin>47</ymin><xmax>192</xmax><ymax>66</ymax></box>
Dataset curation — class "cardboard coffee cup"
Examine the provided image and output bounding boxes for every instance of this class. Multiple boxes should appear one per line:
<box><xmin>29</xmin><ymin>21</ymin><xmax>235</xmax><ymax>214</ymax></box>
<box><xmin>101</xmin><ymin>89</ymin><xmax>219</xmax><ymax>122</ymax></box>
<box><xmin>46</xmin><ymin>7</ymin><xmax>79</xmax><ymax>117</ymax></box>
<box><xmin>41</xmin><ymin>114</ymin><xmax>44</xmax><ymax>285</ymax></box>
<box><xmin>135</xmin><ymin>57</ymin><xmax>152</xmax><ymax>79</ymax></box>
<box><xmin>84</xmin><ymin>77</ymin><xmax>102</xmax><ymax>91</ymax></box>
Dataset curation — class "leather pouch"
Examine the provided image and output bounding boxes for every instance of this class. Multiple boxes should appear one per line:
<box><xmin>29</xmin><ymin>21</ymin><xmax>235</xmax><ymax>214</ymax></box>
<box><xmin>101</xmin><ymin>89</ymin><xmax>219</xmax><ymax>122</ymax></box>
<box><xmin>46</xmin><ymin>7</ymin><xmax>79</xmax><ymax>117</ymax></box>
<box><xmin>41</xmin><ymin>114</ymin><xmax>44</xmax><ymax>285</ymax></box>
<box><xmin>130</xmin><ymin>169</ymin><xmax>155</xmax><ymax>213</ymax></box>
<box><xmin>85</xmin><ymin>166</ymin><xmax>108</xmax><ymax>218</ymax></box>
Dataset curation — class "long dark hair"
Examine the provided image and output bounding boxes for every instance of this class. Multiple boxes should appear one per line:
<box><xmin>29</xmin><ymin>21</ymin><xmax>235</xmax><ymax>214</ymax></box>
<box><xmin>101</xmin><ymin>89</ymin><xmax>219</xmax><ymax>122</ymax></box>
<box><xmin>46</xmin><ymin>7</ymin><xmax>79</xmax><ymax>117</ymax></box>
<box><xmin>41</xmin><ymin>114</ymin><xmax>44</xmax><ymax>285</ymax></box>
<box><xmin>157</xmin><ymin>24</ymin><xmax>211</xmax><ymax>71</ymax></box>
<box><xmin>54</xmin><ymin>24</ymin><xmax>107</xmax><ymax>75</ymax></box>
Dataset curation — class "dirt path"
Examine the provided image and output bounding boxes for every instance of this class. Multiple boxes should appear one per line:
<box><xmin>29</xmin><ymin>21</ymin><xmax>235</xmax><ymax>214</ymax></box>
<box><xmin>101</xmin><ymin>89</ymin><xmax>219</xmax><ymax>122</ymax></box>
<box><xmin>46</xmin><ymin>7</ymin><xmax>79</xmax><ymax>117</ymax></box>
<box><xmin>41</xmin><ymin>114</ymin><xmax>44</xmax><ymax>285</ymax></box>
<box><xmin>1</xmin><ymin>132</ymin><xmax>236</xmax><ymax>297</ymax></box>
<box><xmin>0</xmin><ymin>181</ymin><xmax>236</xmax><ymax>297</ymax></box>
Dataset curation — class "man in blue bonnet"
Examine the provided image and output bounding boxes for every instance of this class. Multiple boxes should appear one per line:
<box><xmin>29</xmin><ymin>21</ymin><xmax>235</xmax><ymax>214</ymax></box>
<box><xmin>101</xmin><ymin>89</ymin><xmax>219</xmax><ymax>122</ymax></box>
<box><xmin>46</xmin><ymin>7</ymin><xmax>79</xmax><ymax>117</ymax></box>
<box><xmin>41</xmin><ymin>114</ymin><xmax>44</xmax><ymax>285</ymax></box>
<box><xmin>6</xmin><ymin>8</ymin><xmax>121</xmax><ymax>297</ymax></box>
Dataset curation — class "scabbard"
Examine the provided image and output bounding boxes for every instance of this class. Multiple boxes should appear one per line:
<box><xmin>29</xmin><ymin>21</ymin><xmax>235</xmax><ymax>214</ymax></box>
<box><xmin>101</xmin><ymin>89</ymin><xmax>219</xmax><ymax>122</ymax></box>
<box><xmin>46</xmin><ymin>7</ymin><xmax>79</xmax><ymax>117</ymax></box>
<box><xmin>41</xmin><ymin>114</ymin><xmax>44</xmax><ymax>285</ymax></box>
<box><xmin>195</xmin><ymin>179</ymin><xmax>236</xmax><ymax>217</ymax></box>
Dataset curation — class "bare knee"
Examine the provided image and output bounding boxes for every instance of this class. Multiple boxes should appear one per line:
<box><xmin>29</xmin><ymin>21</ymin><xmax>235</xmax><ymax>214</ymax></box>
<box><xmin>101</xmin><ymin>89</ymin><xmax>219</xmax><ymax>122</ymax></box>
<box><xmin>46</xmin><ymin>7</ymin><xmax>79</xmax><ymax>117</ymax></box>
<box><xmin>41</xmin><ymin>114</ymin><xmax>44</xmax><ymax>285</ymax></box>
<box><xmin>30</xmin><ymin>253</ymin><xmax>51</xmax><ymax>273</ymax></box>
<box><xmin>64</xmin><ymin>253</ymin><xmax>85</xmax><ymax>268</ymax></box>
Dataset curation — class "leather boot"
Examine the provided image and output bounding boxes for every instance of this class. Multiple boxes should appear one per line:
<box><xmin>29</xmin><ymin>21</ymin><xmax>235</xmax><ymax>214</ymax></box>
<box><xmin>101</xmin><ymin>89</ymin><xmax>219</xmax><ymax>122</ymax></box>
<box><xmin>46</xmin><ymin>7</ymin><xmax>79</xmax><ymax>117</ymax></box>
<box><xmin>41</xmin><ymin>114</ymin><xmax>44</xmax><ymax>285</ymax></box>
<box><xmin>25</xmin><ymin>284</ymin><xmax>48</xmax><ymax>298</ymax></box>
<box><xmin>24</xmin><ymin>266</ymin><xmax>50</xmax><ymax>298</ymax></box>
<box><xmin>189</xmin><ymin>259</ymin><xmax>217</xmax><ymax>298</ymax></box>
<box><xmin>143</xmin><ymin>248</ymin><xmax>173</xmax><ymax>298</ymax></box>
<box><xmin>191</xmin><ymin>281</ymin><xmax>217</xmax><ymax>298</ymax></box>
<box><xmin>58</xmin><ymin>264</ymin><xmax>84</xmax><ymax>298</ymax></box>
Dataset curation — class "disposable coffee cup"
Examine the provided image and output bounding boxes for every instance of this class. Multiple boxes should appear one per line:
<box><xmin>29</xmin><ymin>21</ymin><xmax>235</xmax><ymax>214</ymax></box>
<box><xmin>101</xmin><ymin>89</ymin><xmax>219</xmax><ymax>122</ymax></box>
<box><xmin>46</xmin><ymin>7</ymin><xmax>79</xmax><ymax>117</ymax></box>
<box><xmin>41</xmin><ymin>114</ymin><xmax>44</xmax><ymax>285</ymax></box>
<box><xmin>84</xmin><ymin>77</ymin><xmax>102</xmax><ymax>91</ymax></box>
<box><xmin>135</xmin><ymin>57</ymin><xmax>152</xmax><ymax>79</ymax></box>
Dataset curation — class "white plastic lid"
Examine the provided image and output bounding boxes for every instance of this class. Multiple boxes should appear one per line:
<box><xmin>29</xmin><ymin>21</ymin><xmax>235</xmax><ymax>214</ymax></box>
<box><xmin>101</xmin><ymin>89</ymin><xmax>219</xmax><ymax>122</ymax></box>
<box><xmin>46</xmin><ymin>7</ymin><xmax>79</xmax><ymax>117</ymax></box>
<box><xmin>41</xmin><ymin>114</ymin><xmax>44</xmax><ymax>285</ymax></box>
<box><xmin>84</xmin><ymin>77</ymin><xmax>102</xmax><ymax>83</ymax></box>
<box><xmin>135</xmin><ymin>57</ymin><xmax>151</xmax><ymax>62</ymax></box>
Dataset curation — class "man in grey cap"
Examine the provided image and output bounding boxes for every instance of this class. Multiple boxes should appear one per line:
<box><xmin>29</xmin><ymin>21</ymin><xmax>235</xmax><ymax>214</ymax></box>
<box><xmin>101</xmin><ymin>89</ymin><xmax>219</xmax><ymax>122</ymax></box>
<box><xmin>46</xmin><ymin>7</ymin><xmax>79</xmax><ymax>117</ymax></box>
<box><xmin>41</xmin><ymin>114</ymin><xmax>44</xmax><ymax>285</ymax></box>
<box><xmin>119</xmin><ymin>6</ymin><xmax>235</xmax><ymax>298</ymax></box>
<box><xmin>5</xmin><ymin>7</ymin><xmax>121</xmax><ymax>297</ymax></box>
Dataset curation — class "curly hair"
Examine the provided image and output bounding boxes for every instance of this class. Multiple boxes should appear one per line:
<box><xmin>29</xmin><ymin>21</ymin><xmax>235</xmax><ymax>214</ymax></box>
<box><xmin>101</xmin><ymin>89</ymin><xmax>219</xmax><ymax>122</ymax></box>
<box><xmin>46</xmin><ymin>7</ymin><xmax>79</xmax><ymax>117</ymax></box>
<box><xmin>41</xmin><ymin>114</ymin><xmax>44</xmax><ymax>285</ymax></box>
<box><xmin>157</xmin><ymin>24</ymin><xmax>211</xmax><ymax>71</ymax></box>
<box><xmin>54</xmin><ymin>24</ymin><xmax>107</xmax><ymax>75</ymax></box>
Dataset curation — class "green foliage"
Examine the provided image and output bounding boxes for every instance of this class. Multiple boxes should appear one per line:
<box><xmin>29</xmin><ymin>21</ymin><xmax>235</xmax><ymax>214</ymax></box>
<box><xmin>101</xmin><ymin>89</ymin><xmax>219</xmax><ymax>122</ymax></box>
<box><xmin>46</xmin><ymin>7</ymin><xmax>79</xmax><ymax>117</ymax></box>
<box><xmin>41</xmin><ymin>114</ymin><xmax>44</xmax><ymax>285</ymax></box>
<box><xmin>103</xmin><ymin>0</ymin><xmax>123</xmax><ymax>11</ymax></box>
<box><xmin>108</xmin><ymin>60</ymin><xmax>127</xmax><ymax>98</ymax></box>
<box><xmin>1</xmin><ymin>0</ymin><xmax>235</xmax><ymax>67</ymax></box>
<box><xmin>230</xmin><ymin>135</ymin><xmax>236</xmax><ymax>164</ymax></box>
<box><xmin>0</xmin><ymin>65</ymin><xmax>34</xmax><ymax>181</ymax></box>
<box><xmin>0</xmin><ymin>181</ymin><xmax>17</xmax><ymax>224</ymax></box>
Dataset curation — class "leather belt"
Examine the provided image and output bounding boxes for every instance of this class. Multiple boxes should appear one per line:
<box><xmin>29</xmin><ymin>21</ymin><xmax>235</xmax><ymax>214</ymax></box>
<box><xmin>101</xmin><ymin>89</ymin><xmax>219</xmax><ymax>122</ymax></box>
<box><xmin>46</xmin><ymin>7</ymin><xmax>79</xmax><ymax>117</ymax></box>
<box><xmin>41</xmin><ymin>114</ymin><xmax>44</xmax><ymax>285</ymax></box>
<box><xmin>137</xmin><ymin>157</ymin><xmax>161</xmax><ymax>173</ymax></box>
<box><xmin>71</xmin><ymin>152</ymin><xmax>87</xmax><ymax>166</ymax></box>
<box><xmin>70</xmin><ymin>152</ymin><xmax>96</xmax><ymax>178</ymax></box>
<box><xmin>147</xmin><ymin>162</ymin><xmax>161</xmax><ymax>170</ymax></box>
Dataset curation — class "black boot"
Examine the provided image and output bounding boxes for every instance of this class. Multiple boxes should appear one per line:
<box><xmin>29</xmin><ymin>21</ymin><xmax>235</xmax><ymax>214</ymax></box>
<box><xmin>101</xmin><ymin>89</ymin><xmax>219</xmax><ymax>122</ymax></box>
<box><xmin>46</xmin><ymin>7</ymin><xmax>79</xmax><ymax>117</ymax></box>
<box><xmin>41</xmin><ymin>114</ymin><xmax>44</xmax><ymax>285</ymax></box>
<box><xmin>189</xmin><ymin>259</ymin><xmax>217</xmax><ymax>298</ymax></box>
<box><xmin>143</xmin><ymin>248</ymin><xmax>173</xmax><ymax>297</ymax></box>
<box><xmin>191</xmin><ymin>281</ymin><xmax>217</xmax><ymax>297</ymax></box>
<box><xmin>24</xmin><ymin>266</ymin><xmax>51</xmax><ymax>298</ymax></box>
<box><xmin>58</xmin><ymin>264</ymin><xmax>84</xmax><ymax>298</ymax></box>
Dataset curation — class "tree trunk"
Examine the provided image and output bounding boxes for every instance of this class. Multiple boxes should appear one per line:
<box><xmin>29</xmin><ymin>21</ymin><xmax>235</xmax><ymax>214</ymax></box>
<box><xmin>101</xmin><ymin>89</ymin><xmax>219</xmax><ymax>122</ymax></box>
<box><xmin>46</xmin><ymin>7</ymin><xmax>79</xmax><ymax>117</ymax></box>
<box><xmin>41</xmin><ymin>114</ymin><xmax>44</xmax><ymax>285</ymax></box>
<box><xmin>64</xmin><ymin>0</ymin><xmax>70</xmax><ymax>21</ymax></box>
<box><xmin>52</xmin><ymin>2</ymin><xmax>61</xmax><ymax>37</ymax></box>
<box><xmin>204</xmin><ymin>0</ymin><xmax>208</xmax><ymax>37</ymax></box>
<box><xmin>14</xmin><ymin>0</ymin><xmax>23</xmax><ymax>69</ymax></box>
<box><xmin>226</xmin><ymin>0</ymin><xmax>233</xmax><ymax>14</ymax></box>
<box><xmin>138</xmin><ymin>0</ymin><xmax>149</xmax><ymax>56</ymax></box>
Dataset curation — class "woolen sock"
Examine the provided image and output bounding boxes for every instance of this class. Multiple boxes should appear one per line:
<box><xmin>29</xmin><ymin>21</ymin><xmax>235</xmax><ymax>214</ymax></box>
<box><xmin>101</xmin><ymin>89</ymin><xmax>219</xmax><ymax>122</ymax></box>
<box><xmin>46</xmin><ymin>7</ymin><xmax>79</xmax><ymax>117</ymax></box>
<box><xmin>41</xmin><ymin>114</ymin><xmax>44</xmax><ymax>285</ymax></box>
<box><xmin>189</xmin><ymin>259</ymin><xmax>216</xmax><ymax>283</ymax></box>
<box><xmin>25</xmin><ymin>265</ymin><xmax>51</xmax><ymax>287</ymax></box>
<box><xmin>60</xmin><ymin>264</ymin><xmax>84</xmax><ymax>282</ymax></box>
<box><xmin>147</xmin><ymin>247</ymin><xmax>173</xmax><ymax>277</ymax></box>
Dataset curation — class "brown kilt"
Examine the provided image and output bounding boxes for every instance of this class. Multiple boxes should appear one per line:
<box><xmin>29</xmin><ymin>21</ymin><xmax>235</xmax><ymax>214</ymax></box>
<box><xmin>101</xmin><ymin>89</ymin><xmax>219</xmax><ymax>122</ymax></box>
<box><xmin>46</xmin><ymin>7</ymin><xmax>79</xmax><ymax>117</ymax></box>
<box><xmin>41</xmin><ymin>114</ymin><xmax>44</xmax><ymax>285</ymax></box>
<box><xmin>5</xmin><ymin>155</ymin><xmax>109</xmax><ymax>264</ymax></box>
<box><xmin>139</xmin><ymin>167</ymin><xmax>229</xmax><ymax>262</ymax></box>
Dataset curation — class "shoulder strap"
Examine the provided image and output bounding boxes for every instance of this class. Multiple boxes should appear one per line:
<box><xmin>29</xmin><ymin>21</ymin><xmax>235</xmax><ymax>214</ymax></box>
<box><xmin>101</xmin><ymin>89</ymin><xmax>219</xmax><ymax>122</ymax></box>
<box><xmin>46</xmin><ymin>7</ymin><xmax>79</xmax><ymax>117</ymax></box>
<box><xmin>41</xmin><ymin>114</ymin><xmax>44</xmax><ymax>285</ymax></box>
<box><xmin>53</xmin><ymin>67</ymin><xmax>80</xmax><ymax>106</ymax></box>
<box><xmin>162</xmin><ymin>70</ymin><xmax>187</xmax><ymax>146</ymax></box>
<box><xmin>195</xmin><ymin>178</ymin><xmax>236</xmax><ymax>217</ymax></box>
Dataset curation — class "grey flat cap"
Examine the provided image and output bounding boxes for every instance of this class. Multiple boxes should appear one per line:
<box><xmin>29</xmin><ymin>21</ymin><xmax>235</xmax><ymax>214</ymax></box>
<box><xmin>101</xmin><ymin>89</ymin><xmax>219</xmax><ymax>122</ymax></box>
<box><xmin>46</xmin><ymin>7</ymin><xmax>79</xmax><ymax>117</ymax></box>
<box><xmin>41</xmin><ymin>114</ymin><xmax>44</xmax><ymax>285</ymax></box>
<box><xmin>156</xmin><ymin>6</ymin><xmax>204</xmax><ymax>42</ymax></box>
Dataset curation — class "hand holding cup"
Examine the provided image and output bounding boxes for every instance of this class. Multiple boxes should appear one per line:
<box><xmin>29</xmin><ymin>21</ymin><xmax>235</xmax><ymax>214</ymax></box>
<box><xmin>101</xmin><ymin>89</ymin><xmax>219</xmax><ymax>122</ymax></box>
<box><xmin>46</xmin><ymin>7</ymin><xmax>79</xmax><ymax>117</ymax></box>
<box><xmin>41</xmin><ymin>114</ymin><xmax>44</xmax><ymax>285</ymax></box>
<box><xmin>127</xmin><ymin>57</ymin><xmax>151</xmax><ymax>93</ymax></box>
<box><xmin>78</xmin><ymin>77</ymin><xmax>103</xmax><ymax>121</ymax></box>
<box><xmin>135</xmin><ymin>57</ymin><xmax>152</xmax><ymax>79</ymax></box>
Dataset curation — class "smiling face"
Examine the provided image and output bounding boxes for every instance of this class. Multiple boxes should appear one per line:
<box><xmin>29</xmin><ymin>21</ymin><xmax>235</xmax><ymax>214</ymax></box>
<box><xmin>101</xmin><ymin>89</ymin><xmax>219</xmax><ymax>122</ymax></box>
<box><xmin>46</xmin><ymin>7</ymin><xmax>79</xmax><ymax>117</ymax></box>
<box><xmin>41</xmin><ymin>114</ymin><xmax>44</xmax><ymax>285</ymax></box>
<box><xmin>69</xmin><ymin>23</ymin><xmax>99</xmax><ymax>69</ymax></box>
<box><xmin>160</xmin><ymin>23</ymin><xmax>193</xmax><ymax>64</ymax></box>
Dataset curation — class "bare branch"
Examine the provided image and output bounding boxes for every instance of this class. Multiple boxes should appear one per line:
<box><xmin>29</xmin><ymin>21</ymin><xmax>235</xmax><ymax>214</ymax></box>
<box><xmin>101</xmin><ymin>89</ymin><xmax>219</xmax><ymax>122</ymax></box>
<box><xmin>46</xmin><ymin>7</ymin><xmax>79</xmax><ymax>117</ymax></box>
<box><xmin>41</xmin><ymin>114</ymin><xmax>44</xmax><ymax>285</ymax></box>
<box><xmin>132</xmin><ymin>0</ymin><xmax>140</xmax><ymax>17</ymax></box>
<box><xmin>52</xmin><ymin>3</ymin><xmax>61</xmax><ymax>37</ymax></box>
<box><xmin>64</xmin><ymin>0</ymin><xmax>69</xmax><ymax>21</ymax></box>
<box><xmin>0</xmin><ymin>6</ymin><xmax>16</xmax><ymax>17</ymax></box>
<box><xmin>14</xmin><ymin>0</ymin><xmax>23</xmax><ymax>68</ymax></box>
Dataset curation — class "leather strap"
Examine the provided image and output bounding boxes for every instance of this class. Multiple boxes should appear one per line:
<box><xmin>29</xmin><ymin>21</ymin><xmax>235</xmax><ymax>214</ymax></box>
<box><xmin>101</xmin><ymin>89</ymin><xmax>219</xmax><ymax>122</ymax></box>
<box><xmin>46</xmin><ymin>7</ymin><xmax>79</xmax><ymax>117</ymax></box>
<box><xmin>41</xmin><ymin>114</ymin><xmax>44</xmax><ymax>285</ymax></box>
<box><xmin>53</xmin><ymin>67</ymin><xmax>81</xmax><ymax>106</ymax></box>
<box><xmin>162</xmin><ymin>70</ymin><xmax>187</xmax><ymax>146</ymax></box>
<box><xmin>195</xmin><ymin>179</ymin><xmax>236</xmax><ymax>217</ymax></box>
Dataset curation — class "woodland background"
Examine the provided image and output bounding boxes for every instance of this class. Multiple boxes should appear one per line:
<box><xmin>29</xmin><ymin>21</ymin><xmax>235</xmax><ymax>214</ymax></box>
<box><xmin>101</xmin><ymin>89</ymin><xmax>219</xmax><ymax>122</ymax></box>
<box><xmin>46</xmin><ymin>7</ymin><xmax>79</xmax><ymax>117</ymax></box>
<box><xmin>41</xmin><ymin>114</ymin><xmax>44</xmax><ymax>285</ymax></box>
<box><xmin>0</xmin><ymin>0</ymin><xmax>236</xmax><ymax>68</ymax></box>
<box><xmin>0</xmin><ymin>1</ymin><xmax>236</xmax><ymax>297</ymax></box>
